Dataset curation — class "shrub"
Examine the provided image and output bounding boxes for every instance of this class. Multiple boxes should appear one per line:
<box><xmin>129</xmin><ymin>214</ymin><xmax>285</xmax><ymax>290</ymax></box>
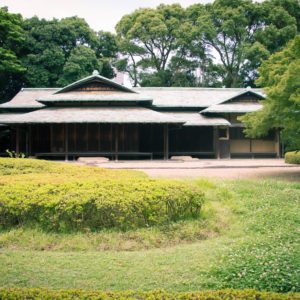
<box><xmin>0</xmin><ymin>288</ymin><xmax>298</xmax><ymax>299</ymax></box>
<box><xmin>0</xmin><ymin>158</ymin><xmax>204</xmax><ymax>232</ymax></box>
<box><xmin>285</xmin><ymin>151</ymin><xmax>300</xmax><ymax>164</ymax></box>
<box><xmin>0</xmin><ymin>158</ymin><xmax>145</xmax><ymax>179</ymax></box>
<box><xmin>0</xmin><ymin>179</ymin><xmax>204</xmax><ymax>232</ymax></box>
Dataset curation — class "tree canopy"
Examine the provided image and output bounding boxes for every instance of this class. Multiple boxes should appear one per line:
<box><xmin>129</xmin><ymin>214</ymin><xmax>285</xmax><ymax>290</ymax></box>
<box><xmin>241</xmin><ymin>36</ymin><xmax>300</xmax><ymax>150</ymax></box>
<box><xmin>0</xmin><ymin>7</ymin><xmax>24</xmax><ymax>102</ymax></box>
<box><xmin>0</xmin><ymin>0</ymin><xmax>299</xmax><ymax>100</ymax></box>
<box><xmin>116</xmin><ymin>0</ymin><xmax>299</xmax><ymax>87</ymax></box>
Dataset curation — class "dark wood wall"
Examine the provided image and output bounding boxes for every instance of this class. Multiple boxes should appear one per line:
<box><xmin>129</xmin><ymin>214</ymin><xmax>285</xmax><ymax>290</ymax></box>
<box><xmin>11</xmin><ymin>123</ymin><xmax>216</xmax><ymax>159</ymax></box>
<box><xmin>169</xmin><ymin>126</ymin><xmax>214</xmax><ymax>153</ymax></box>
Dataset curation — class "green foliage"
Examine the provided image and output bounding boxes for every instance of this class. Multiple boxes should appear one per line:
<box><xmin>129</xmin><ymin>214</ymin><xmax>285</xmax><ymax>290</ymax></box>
<box><xmin>0</xmin><ymin>158</ymin><xmax>204</xmax><ymax>232</ymax></box>
<box><xmin>115</xmin><ymin>0</ymin><xmax>299</xmax><ymax>87</ymax></box>
<box><xmin>0</xmin><ymin>288</ymin><xmax>298</xmax><ymax>300</ymax></box>
<box><xmin>0</xmin><ymin>7</ymin><xmax>24</xmax><ymax>73</ymax></box>
<box><xmin>285</xmin><ymin>151</ymin><xmax>300</xmax><ymax>164</ymax></box>
<box><xmin>5</xmin><ymin>149</ymin><xmax>25</xmax><ymax>158</ymax></box>
<box><xmin>58</xmin><ymin>45</ymin><xmax>101</xmax><ymax>86</ymax></box>
<box><xmin>0</xmin><ymin>7</ymin><xmax>25</xmax><ymax>103</ymax></box>
<box><xmin>0</xmin><ymin>179</ymin><xmax>299</xmax><ymax>292</ymax></box>
<box><xmin>0</xmin><ymin>179</ymin><xmax>204</xmax><ymax>232</ymax></box>
<box><xmin>116</xmin><ymin>4</ymin><xmax>188</xmax><ymax>86</ymax></box>
<box><xmin>211</xmin><ymin>180</ymin><xmax>300</xmax><ymax>293</ymax></box>
<box><xmin>20</xmin><ymin>16</ymin><xmax>117</xmax><ymax>88</ymax></box>
<box><xmin>242</xmin><ymin>36</ymin><xmax>300</xmax><ymax>149</ymax></box>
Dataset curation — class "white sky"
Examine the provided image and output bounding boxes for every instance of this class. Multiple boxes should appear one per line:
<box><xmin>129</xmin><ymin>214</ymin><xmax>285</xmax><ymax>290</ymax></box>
<box><xmin>0</xmin><ymin>0</ymin><xmax>214</xmax><ymax>33</ymax></box>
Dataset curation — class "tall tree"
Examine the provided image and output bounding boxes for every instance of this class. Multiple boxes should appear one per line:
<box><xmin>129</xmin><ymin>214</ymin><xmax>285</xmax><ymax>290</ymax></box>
<box><xmin>188</xmin><ymin>0</ymin><xmax>298</xmax><ymax>87</ymax></box>
<box><xmin>58</xmin><ymin>45</ymin><xmax>101</xmax><ymax>86</ymax></box>
<box><xmin>241</xmin><ymin>36</ymin><xmax>300</xmax><ymax>150</ymax></box>
<box><xmin>21</xmin><ymin>17</ymin><xmax>116</xmax><ymax>87</ymax></box>
<box><xmin>0</xmin><ymin>7</ymin><xmax>24</xmax><ymax>102</ymax></box>
<box><xmin>116</xmin><ymin>4</ymin><xmax>188</xmax><ymax>86</ymax></box>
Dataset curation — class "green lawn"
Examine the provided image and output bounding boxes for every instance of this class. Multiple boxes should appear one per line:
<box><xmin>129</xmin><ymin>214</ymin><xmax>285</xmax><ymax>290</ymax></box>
<box><xmin>1</xmin><ymin>172</ymin><xmax>299</xmax><ymax>292</ymax></box>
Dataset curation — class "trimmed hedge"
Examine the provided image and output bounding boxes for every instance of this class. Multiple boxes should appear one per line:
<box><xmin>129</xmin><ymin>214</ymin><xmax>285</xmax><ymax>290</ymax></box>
<box><xmin>0</xmin><ymin>158</ymin><xmax>204</xmax><ymax>231</ymax></box>
<box><xmin>285</xmin><ymin>151</ymin><xmax>300</xmax><ymax>164</ymax></box>
<box><xmin>0</xmin><ymin>179</ymin><xmax>204</xmax><ymax>232</ymax></box>
<box><xmin>0</xmin><ymin>288</ymin><xmax>299</xmax><ymax>299</ymax></box>
<box><xmin>0</xmin><ymin>158</ymin><xmax>145</xmax><ymax>179</ymax></box>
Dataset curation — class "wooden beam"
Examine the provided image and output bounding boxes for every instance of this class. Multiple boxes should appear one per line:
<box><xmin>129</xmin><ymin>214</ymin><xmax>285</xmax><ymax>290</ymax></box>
<box><xmin>164</xmin><ymin>124</ymin><xmax>169</xmax><ymax>160</ymax></box>
<box><xmin>213</xmin><ymin>127</ymin><xmax>220</xmax><ymax>159</ymax></box>
<box><xmin>276</xmin><ymin>129</ymin><xmax>281</xmax><ymax>158</ymax></box>
<box><xmin>65</xmin><ymin>124</ymin><xmax>68</xmax><ymax>161</ymax></box>
<box><xmin>16</xmin><ymin>126</ymin><xmax>20</xmax><ymax>155</ymax></box>
<box><xmin>50</xmin><ymin>124</ymin><xmax>53</xmax><ymax>152</ymax></box>
<box><xmin>98</xmin><ymin>123</ymin><xmax>101</xmax><ymax>152</ymax></box>
<box><xmin>25</xmin><ymin>126</ymin><xmax>29</xmax><ymax>157</ymax></box>
<box><xmin>115</xmin><ymin>124</ymin><xmax>119</xmax><ymax>161</ymax></box>
<box><xmin>28</xmin><ymin>125</ymin><xmax>32</xmax><ymax>156</ymax></box>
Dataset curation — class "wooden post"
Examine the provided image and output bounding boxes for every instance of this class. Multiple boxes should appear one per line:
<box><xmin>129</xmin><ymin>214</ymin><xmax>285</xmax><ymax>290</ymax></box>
<box><xmin>28</xmin><ymin>125</ymin><xmax>32</xmax><ymax>156</ymax></box>
<box><xmin>65</xmin><ymin>124</ymin><xmax>68</xmax><ymax>161</ymax></box>
<box><xmin>276</xmin><ymin>129</ymin><xmax>281</xmax><ymax>158</ymax></box>
<box><xmin>50</xmin><ymin>124</ymin><xmax>53</xmax><ymax>152</ymax></box>
<box><xmin>98</xmin><ymin>123</ymin><xmax>101</xmax><ymax>152</ymax></box>
<box><xmin>115</xmin><ymin>124</ymin><xmax>119</xmax><ymax>161</ymax></box>
<box><xmin>250</xmin><ymin>139</ymin><xmax>254</xmax><ymax>159</ymax></box>
<box><xmin>16</xmin><ymin>126</ymin><xmax>20</xmax><ymax>155</ymax></box>
<box><xmin>25</xmin><ymin>126</ymin><xmax>29</xmax><ymax>157</ymax></box>
<box><xmin>214</xmin><ymin>127</ymin><xmax>220</xmax><ymax>159</ymax></box>
<box><xmin>163</xmin><ymin>124</ymin><xmax>169</xmax><ymax>160</ymax></box>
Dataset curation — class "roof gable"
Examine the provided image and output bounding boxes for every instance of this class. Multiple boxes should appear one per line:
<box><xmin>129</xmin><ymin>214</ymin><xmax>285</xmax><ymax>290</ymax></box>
<box><xmin>55</xmin><ymin>72</ymin><xmax>136</xmax><ymax>95</ymax></box>
<box><xmin>219</xmin><ymin>90</ymin><xmax>265</xmax><ymax>105</ymax></box>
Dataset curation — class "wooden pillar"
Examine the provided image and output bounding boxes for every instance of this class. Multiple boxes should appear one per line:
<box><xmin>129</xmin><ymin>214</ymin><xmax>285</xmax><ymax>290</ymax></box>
<box><xmin>276</xmin><ymin>129</ymin><xmax>281</xmax><ymax>158</ymax></box>
<box><xmin>28</xmin><ymin>125</ymin><xmax>32</xmax><ymax>156</ymax></box>
<box><xmin>25</xmin><ymin>126</ymin><xmax>29</xmax><ymax>157</ymax></box>
<box><xmin>163</xmin><ymin>124</ymin><xmax>169</xmax><ymax>160</ymax></box>
<box><xmin>16</xmin><ymin>126</ymin><xmax>20</xmax><ymax>155</ymax></box>
<box><xmin>250</xmin><ymin>139</ymin><xmax>254</xmax><ymax>159</ymax></box>
<box><xmin>213</xmin><ymin>127</ymin><xmax>220</xmax><ymax>159</ymax></box>
<box><xmin>50</xmin><ymin>124</ymin><xmax>53</xmax><ymax>152</ymax></box>
<box><xmin>65</xmin><ymin>124</ymin><xmax>68</xmax><ymax>161</ymax></box>
<box><xmin>98</xmin><ymin>123</ymin><xmax>101</xmax><ymax>152</ymax></box>
<box><xmin>115</xmin><ymin>124</ymin><xmax>119</xmax><ymax>161</ymax></box>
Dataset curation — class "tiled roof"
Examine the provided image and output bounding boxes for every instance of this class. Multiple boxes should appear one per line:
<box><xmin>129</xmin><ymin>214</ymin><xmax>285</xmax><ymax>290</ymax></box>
<box><xmin>202</xmin><ymin>103</ymin><xmax>262</xmax><ymax>114</ymax></box>
<box><xmin>0</xmin><ymin>107</ymin><xmax>183</xmax><ymax>124</ymax></box>
<box><xmin>0</xmin><ymin>87</ymin><xmax>264</xmax><ymax>110</ymax></box>
<box><xmin>134</xmin><ymin>87</ymin><xmax>264</xmax><ymax>108</ymax></box>
<box><xmin>163</xmin><ymin>112</ymin><xmax>230</xmax><ymax>126</ymax></box>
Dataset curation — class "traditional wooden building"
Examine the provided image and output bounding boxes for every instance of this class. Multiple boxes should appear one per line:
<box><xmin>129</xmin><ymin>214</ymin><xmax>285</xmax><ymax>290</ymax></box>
<box><xmin>0</xmin><ymin>71</ymin><xmax>281</xmax><ymax>160</ymax></box>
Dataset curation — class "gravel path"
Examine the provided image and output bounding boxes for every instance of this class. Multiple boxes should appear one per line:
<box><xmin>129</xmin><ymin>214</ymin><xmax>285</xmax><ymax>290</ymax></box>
<box><xmin>87</xmin><ymin>159</ymin><xmax>300</xmax><ymax>181</ymax></box>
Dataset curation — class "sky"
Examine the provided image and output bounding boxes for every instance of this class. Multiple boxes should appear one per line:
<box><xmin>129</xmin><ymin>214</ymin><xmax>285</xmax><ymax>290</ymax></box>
<box><xmin>0</xmin><ymin>0</ymin><xmax>214</xmax><ymax>33</ymax></box>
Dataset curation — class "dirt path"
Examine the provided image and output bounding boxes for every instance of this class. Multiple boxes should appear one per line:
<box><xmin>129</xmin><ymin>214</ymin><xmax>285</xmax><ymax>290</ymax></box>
<box><xmin>89</xmin><ymin>159</ymin><xmax>300</xmax><ymax>181</ymax></box>
<box><xmin>142</xmin><ymin>167</ymin><xmax>300</xmax><ymax>181</ymax></box>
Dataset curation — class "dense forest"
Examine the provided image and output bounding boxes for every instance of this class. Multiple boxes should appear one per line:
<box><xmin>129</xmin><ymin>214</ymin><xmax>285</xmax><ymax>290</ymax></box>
<box><xmin>0</xmin><ymin>0</ymin><xmax>299</xmax><ymax>103</ymax></box>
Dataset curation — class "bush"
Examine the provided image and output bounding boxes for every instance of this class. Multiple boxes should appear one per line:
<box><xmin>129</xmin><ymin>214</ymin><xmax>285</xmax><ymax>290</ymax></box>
<box><xmin>0</xmin><ymin>158</ymin><xmax>145</xmax><ymax>179</ymax></box>
<box><xmin>0</xmin><ymin>158</ymin><xmax>205</xmax><ymax>231</ymax></box>
<box><xmin>0</xmin><ymin>288</ymin><xmax>298</xmax><ymax>299</ymax></box>
<box><xmin>0</xmin><ymin>179</ymin><xmax>204</xmax><ymax>232</ymax></box>
<box><xmin>285</xmin><ymin>151</ymin><xmax>300</xmax><ymax>164</ymax></box>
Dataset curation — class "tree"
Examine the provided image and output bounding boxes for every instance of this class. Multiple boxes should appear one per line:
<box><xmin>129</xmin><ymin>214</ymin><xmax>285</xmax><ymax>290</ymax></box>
<box><xmin>189</xmin><ymin>0</ymin><xmax>298</xmax><ymax>87</ymax></box>
<box><xmin>241</xmin><ymin>36</ymin><xmax>300</xmax><ymax>150</ymax></box>
<box><xmin>58</xmin><ymin>45</ymin><xmax>101</xmax><ymax>86</ymax></box>
<box><xmin>116</xmin><ymin>4</ymin><xmax>188</xmax><ymax>86</ymax></box>
<box><xmin>95</xmin><ymin>31</ymin><xmax>118</xmax><ymax>79</ymax></box>
<box><xmin>0</xmin><ymin>7</ymin><xmax>25</xmax><ymax>102</ymax></box>
<box><xmin>21</xmin><ymin>17</ymin><xmax>116</xmax><ymax>87</ymax></box>
<box><xmin>21</xmin><ymin>16</ymin><xmax>98</xmax><ymax>87</ymax></box>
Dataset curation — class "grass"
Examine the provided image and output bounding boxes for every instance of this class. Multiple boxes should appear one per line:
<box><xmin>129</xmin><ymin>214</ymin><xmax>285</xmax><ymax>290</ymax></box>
<box><xmin>0</xmin><ymin>159</ymin><xmax>299</xmax><ymax>292</ymax></box>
